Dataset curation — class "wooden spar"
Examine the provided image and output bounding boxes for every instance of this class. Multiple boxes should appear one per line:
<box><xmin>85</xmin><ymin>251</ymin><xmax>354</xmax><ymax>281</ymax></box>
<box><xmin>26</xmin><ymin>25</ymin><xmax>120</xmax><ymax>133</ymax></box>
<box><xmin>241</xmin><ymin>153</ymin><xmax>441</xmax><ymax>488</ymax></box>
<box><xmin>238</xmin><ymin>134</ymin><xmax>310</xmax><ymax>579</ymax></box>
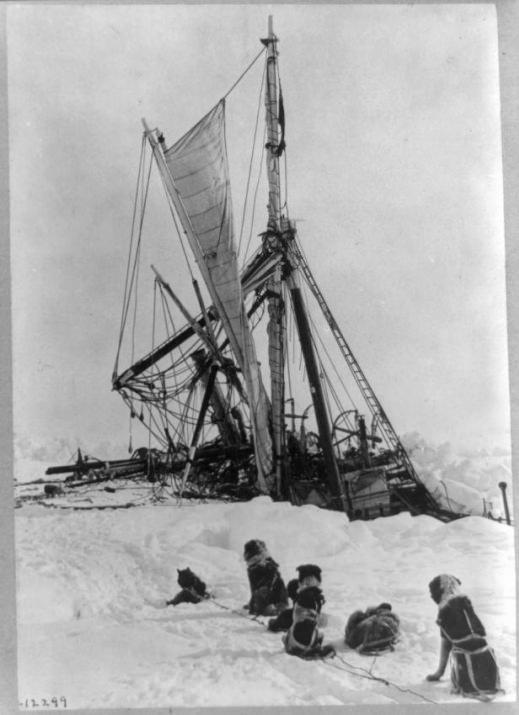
<box><xmin>113</xmin><ymin>252</ymin><xmax>279</xmax><ymax>390</ymax></box>
<box><xmin>150</xmin><ymin>265</ymin><xmax>219</xmax><ymax>357</ymax></box>
<box><xmin>191</xmin><ymin>350</ymin><xmax>242</xmax><ymax>446</ymax></box>
<box><xmin>113</xmin><ymin>312</ymin><xmax>217</xmax><ymax>390</ymax></box>
<box><xmin>179</xmin><ymin>360</ymin><xmax>219</xmax><ymax>499</ymax></box>
<box><xmin>263</xmin><ymin>15</ymin><xmax>286</xmax><ymax>495</ymax></box>
<box><xmin>114</xmin><ymin>295</ymin><xmax>266</xmax><ymax>402</ymax></box>
<box><xmin>46</xmin><ymin>457</ymin><xmax>146</xmax><ymax>475</ymax></box>
<box><xmin>189</xmin><ymin>278</ymin><xmax>245</xmax><ymax>445</ymax></box>
<box><xmin>289</xmin><ymin>282</ymin><xmax>348</xmax><ymax>508</ymax></box>
<box><xmin>192</xmin><ymin>278</ymin><xmax>217</xmax><ymax>345</ymax></box>
<box><xmin>264</xmin><ymin>15</ymin><xmax>282</xmax><ymax>227</ymax></box>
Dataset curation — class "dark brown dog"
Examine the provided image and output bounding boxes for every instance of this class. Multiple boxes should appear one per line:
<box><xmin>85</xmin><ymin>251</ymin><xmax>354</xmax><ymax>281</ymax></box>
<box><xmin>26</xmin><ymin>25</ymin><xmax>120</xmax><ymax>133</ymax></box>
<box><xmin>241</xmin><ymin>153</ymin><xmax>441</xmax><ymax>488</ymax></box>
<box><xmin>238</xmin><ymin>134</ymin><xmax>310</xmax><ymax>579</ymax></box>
<box><xmin>268</xmin><ymin>563</ymin><xmax>325</xmax><ymax>632</ymax></box>
<box><xmin>283</xmin><ymin>585</ymin><xmax>334</xmax><ymax>659</ymax></box>
<box><xmin>267</xmin><ymin>578</ymin><xmax>300</xmax><ymax>632</ymax></box>
<box><xmin>243</xmin><ymin>539</ymin><xmax>288</xmax><ymax>616</ymax></box>
<box><xmin>426</xmin><ymin>574</ymin><xmax>503</xmax><ymax>701</ymax></box>
<box><xmin>166</xmin><ymin>568</ymin><xmax>208</xmax><ymax>606</ymax></box>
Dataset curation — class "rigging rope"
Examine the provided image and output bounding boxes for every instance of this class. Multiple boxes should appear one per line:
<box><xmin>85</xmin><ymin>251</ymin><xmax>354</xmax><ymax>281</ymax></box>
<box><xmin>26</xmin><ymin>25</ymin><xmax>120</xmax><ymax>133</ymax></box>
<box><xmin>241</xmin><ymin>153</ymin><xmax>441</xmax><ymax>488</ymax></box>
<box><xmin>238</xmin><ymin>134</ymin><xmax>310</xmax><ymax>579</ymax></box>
<box><xmin>295</xmin><ymin>240</ymin><xmax>364</xmax><ymax>413</ymax></box>
<box><xmin>204</xmin><ymin>596</ymin><xmax>437</xmax><ymax>705</ymax></box>
<box><xmin>237</xmin><ymin>61</ymin><xmax>267</xmax><ymax>260</ymax></box>
<box><xmin>303</xmin><ymin>283</ymin><xmax>357</xmax><ymax>414</ymax></box>
<box><xmin>326</xmin><ymin>654</ymin><xmax>438</xmax><ymax>705</ymax></box>
<box><xmin>222</xmin><ymin>47</ymin><xmax>266</xmax><ymax>101</ymax></box>
<box><xmin>242</xmin><ymin>123</ymin><xmax>267</xmax><ymax>264</ymax></box>
<box><xmin>114</xmin><ymin>136</ymin><xmax>150</xmax><ymax>374</ymax></box>
<box><xmin>129</xmin><ymin>150</ymin><xmax>154</xmax><ymax>364</ymax></box>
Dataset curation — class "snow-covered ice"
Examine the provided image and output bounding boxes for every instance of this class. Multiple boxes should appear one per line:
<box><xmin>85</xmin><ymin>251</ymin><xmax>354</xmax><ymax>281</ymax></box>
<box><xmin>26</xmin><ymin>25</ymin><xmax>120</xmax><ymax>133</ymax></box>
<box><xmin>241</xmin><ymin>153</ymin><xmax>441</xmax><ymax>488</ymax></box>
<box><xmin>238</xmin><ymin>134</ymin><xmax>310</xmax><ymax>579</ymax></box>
<box><xmin>15</xmin><ymin>489</ymin><xmax>516</xmax><ymax>708</ymax></box>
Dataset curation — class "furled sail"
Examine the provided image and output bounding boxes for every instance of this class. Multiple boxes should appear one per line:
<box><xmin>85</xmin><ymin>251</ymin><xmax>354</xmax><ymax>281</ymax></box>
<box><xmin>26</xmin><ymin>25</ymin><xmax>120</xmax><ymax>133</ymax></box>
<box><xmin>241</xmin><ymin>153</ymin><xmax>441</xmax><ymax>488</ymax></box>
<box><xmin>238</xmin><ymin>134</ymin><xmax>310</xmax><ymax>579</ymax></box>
<box><xmin>161</xmin><ymin>100</ymin><xmax>273</xmax><ymax>489</ymax></box>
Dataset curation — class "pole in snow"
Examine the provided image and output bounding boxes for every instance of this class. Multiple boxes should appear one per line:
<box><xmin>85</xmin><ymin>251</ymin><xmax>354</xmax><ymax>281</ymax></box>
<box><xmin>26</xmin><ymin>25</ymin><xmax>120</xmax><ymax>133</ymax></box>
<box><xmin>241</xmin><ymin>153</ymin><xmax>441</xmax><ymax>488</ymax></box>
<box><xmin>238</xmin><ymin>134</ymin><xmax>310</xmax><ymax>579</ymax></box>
<box><xmin>498</xmin><ymin>481</ymin><xmax>511</xmax><ymax>525</ymax></box>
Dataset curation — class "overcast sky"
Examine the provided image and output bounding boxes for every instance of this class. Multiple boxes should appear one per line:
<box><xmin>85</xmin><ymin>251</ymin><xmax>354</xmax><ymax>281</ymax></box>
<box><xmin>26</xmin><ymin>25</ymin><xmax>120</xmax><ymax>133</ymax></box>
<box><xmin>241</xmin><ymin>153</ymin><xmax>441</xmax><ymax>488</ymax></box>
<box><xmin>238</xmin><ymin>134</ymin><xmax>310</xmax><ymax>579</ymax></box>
<box><xmin>7</xmin><ymin>3</ymin><xmax>509</xmax><ymax>457</ymax></box>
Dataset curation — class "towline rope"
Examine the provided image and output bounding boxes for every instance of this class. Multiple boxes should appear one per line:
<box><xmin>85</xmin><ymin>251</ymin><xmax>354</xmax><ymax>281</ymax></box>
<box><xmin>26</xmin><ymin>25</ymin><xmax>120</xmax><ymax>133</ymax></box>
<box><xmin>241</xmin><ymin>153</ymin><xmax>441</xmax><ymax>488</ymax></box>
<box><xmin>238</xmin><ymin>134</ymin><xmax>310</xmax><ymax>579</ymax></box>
<box><xmin>204</xmin><ymin>595</ymin><xmax>438</xmax><ymax>705</ymax></box>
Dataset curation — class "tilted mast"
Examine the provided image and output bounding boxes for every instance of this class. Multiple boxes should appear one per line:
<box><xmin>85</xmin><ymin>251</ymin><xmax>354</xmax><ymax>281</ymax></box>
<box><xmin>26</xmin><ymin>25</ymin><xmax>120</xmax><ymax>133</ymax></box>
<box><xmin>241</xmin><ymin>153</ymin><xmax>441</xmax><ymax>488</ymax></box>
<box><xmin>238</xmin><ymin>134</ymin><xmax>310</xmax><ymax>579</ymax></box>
<box><xmin>262</xmin><ymin>17</ymin><xmax>345</xmax><ymax>506</ymax></box>
<box><xmin>262</xmin><ymin>16</ymin><xmax>286</xmax><ymax>496</ymax></box>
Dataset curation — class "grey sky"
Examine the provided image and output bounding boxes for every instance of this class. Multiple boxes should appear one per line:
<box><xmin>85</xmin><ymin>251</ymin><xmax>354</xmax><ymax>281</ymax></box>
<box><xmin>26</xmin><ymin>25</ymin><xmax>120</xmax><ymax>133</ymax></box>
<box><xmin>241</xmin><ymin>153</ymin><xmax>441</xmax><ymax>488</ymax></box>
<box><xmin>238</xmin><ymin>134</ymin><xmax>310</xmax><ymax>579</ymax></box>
<box><xmin>8</xmin><ymin>3</ymin><xmax>509</xmax><ymax>456</ymax></box>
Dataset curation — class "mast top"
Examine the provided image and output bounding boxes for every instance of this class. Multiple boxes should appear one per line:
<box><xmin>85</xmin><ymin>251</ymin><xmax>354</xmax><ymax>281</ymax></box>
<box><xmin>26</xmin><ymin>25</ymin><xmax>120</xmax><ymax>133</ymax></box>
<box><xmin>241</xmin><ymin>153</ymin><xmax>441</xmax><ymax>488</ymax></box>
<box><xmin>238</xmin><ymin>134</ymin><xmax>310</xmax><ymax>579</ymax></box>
<box><xmin>261</xmin><ymin>15</ymin><xmax>277</xmax><ymax>47</ymax></box>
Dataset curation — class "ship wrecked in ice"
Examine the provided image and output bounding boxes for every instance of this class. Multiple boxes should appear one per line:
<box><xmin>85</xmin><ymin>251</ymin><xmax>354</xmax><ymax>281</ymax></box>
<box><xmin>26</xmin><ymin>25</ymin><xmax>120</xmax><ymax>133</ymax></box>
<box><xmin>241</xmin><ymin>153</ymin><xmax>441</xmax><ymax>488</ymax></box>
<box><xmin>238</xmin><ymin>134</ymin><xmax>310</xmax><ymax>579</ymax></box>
<box><xmin>88</xmin><ymin>18</ymin><xmax>458</xmax><ymax>521</ymax></box>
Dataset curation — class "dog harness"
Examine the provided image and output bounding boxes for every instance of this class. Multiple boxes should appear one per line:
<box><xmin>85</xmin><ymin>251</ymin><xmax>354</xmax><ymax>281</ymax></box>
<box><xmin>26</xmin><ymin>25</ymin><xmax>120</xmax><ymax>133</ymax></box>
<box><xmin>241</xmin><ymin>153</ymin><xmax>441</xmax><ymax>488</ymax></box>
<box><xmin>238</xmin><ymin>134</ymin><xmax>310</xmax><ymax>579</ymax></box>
<box><xmin>438</xmin><ymin>598</ymin><xmax>502</xmax><ymax>699</ymax></box>
<box><xmin>185</xmin><ymin>585</ymin><xmax>207</xmax><ymax>601</ymax></box>
<box><xmin>245</xmin><ymin>551</ymin><xmax>269</xmax><ymax>569</ymax></box>
<box><xmin>298</xmin><ymin>575</ymin><xmax>320</xmax><ymax>590</ymax></box>
<box><xmin>284</xmin><ymin>604</ymin><xmax>321</xmax><ymax>655</ymax></box>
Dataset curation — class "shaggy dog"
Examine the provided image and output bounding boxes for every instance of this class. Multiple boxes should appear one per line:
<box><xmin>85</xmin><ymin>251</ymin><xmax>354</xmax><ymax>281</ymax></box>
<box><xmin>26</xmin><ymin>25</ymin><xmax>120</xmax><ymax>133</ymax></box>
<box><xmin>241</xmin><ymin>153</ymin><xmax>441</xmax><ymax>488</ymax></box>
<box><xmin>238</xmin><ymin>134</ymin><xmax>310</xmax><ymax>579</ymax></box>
<box><xmin>268</xmin><ymin>563</ymin><xmax>326</xmax><ymax>632</ymax></box>
<box><xmin>296</xmin><ymin>563</ymin><xmax>322</xmax><ymax>589</ymax></box>
<box><xmin>267</xmin><ymin>578</ymin><xmax>300</xmax><ymax>632</ymax></box>
<box><xmin>283</xmin><ymin>585</ymin><xmax>334</xmax><ymax>659</ymax></box>
<box><xmin>243</xmin><ymin>539</ymin><xmax>288</xmax><ymax>616</ymax></box>
<box><xmin>166</xmin><ymin>568</ymin><xmax>208</xmax><ymax>606</ymax></box>
<box><xmin>345</xmin><ymin>603</ymin><xmax>400</xmax><ymax>654</ymax></box>
<box><xmin>297</xmin><ymin>563</ymin><xmax>328</xmax><ymax>627</ymax></box>
<box><xmin>426</xmin><ymin>574</ymin><xmax>503</xmax><ymax>701</ymax></box>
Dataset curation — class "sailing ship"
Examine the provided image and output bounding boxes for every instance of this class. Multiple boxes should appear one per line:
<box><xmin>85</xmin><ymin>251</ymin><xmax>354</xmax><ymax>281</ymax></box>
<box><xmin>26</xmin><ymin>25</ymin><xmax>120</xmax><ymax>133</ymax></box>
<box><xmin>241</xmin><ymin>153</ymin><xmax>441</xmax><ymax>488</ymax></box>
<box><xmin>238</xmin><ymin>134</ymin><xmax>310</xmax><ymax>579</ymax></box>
<box><xmin>102</xmin><ymin>18</ymin><xmax>456</xmax><ymax>521</ymax></box>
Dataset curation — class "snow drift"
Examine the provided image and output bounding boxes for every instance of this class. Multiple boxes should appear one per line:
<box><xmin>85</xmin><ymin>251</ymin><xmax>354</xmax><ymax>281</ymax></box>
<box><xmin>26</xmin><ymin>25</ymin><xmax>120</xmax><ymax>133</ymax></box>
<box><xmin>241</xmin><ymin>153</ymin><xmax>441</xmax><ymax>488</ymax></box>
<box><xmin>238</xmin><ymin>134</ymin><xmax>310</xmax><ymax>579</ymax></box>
<box><xmin>16</xmin><ymin>495</ymin><xmax>515</xmax><ymax>708</ymax></box>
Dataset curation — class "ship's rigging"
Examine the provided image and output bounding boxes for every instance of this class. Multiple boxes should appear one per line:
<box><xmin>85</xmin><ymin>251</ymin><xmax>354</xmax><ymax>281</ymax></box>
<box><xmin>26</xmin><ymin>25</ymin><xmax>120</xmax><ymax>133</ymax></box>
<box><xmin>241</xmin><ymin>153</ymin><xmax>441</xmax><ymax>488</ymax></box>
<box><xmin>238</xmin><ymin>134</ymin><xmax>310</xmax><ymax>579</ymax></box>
<box><xmin>107</xmin><ymin>17</ymin><xmax>451</xmax><ymax>521</ymax></box>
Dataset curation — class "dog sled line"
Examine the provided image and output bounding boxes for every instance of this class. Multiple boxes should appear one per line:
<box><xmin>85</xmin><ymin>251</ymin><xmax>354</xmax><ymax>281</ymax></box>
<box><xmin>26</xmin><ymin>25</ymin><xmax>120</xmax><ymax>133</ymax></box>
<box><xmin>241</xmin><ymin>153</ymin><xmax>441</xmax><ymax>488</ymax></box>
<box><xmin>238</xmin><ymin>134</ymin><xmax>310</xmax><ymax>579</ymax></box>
<box><xmin>163</xmin><ymin>542</ymin><xmax>504</xmax><ymax>704</ymax></box>
<box><xmin>39</xmin><ymin>17</ymin><xmax>506</xmax><ymax>525</ymax></box>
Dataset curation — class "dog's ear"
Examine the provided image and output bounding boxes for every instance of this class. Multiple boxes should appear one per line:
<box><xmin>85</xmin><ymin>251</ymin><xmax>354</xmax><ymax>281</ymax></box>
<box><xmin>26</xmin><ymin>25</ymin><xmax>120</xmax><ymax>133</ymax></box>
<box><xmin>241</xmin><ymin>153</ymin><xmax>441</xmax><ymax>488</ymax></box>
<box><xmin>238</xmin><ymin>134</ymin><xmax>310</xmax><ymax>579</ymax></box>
<box><xmin>428</xmin><ymin>576</ymin><xmax>442</xmax><ymax>604</ymax></box>
<box><xmin>456</xmin><ymin>577</ymin><xmax>462</xmax><ymax>586</ymax></box>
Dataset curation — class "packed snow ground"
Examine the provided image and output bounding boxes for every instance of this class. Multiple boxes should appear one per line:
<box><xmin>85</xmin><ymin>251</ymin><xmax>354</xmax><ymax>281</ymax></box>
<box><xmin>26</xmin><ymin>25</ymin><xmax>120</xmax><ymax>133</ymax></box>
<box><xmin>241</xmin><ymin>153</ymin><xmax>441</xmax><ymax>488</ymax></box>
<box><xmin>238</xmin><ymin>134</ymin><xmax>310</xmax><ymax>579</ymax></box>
<box><xmin>16</xmin><ymin>492</ymin><xmax>515</xmax><ymax>708</ymax></box>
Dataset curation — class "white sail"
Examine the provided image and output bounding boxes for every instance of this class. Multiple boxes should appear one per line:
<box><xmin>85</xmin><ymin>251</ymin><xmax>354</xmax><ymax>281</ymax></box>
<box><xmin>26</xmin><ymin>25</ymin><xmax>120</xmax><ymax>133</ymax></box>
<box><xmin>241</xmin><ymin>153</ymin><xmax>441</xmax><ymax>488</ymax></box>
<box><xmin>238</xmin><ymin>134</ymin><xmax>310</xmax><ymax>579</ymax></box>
<box><xmin>162</xmin><ymin>100</ymin><xmax>273</xmax><ymax>488</ymax></box>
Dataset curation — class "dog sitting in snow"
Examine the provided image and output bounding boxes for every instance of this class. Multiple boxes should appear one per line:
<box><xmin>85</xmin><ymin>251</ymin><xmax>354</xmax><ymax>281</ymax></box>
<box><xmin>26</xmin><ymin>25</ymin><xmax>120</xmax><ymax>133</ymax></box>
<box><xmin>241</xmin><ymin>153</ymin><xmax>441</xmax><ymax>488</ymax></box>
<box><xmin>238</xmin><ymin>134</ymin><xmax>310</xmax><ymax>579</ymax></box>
<box><xmin>296</xmin><ymin>563</ymin><xmax>322</xmax><ymax>589</ymax></box>
<box><xmin>426</xmin><ymin>574</ymin><xmax>503</xmax><ymax>701</ymax></box>
<box><xmin>166</xmin><ymin>567</ymin><xmax>208</xmax><ymax>606</ymax></box>
<box><xmin>267</xmin><ymin>578</ymin><xmax>300</xmax><ymax>632</ymax></box>
<box><xmin>345</xmin><ymin>602</ymin><xmax>400</xmax><ymax>654</ymax></box>
<box><xmin>296</xmin><ymin>564</ymin><xmax>328</xmax><ymax>626</ymax></box>
<box><xmin>269</xmin><ymin>563</ymin><xmax>327</xmax><ymax>632</ymax></box>
<box><xmin>283</xmin><ymin>585</ymin><xmax>335</xmax><ymax>659</ymax></box>
<box><xmin>243</xmin><ymin>539</ymin><xmax>288</xmax><ymax>616</ymax></box>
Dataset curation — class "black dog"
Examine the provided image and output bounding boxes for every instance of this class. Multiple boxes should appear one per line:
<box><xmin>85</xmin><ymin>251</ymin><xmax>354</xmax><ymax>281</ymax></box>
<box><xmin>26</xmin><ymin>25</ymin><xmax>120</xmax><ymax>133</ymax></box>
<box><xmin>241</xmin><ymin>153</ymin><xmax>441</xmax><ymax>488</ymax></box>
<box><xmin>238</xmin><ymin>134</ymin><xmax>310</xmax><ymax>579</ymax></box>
<box><xmin>243</xmin><ymin>539</ymin><xmax>288</xmax><ymax>616</ymax></box>
<box><xmin>166</xmin><ymin>567</ymin><xmax>208</xmax><ymax>606</ymax></box>
<box><xmin>297</xmin><ymin>563</ymin><xmax>328</xmax><ymax>626</ymax></box>
<box><xmin>283</xmin><ymin>585</ymin><xmax>334</xmax><ymax>659</ymax></box>
<box><xmin>267</xmin><ymin>578</ymin><xmax>300</xmax><ymax>632</ymax></box>
<box><xmin>426</xmin><ymin>574</ymin><xmax>503</xmax><ymax>701</ymax></box>
<box><xmin>296</xmin><ymin>563</ymin><xmax>322</xmax><ymax>589</ymax></box>
<box><xmin>268</xmin><ymin>563</ymin><xmax>325</xmax><ymax>632</ymax></box>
